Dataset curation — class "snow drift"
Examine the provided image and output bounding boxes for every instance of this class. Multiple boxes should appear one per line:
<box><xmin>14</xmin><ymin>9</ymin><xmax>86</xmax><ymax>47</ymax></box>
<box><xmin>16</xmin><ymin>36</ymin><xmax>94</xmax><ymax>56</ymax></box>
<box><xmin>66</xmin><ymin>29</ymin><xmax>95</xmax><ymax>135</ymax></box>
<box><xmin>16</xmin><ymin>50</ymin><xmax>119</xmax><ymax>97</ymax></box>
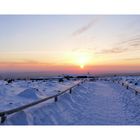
<box><xmin>5</xmin><ymin>80</ymin><xmax>140</xmax><ymax>125</ymax></box>
<box><xmin>17</xmin><ymin>88</ymin><xmax>42</xmax><ymax>100</ymax></box>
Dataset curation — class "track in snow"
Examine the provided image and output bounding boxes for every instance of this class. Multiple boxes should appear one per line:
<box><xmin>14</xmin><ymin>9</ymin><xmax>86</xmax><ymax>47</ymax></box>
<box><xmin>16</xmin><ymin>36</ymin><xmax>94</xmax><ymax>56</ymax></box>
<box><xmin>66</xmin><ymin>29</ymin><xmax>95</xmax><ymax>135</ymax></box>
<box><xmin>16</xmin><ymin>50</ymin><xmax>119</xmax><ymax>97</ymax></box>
<box><xmin>5</xmin><ymin>81</ymin><xmax>140</xmax><ymax>125</ymax></box>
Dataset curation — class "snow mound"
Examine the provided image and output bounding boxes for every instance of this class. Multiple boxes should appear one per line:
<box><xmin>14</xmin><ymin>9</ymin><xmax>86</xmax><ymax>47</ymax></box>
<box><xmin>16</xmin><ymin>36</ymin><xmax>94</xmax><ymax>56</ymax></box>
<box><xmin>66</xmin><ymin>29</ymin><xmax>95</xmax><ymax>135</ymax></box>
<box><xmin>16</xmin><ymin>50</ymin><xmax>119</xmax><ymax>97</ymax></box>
<box><xmin>18</xmin><ymin>88</ymin><xmax>42</xmax><ymax>100</ymax></box>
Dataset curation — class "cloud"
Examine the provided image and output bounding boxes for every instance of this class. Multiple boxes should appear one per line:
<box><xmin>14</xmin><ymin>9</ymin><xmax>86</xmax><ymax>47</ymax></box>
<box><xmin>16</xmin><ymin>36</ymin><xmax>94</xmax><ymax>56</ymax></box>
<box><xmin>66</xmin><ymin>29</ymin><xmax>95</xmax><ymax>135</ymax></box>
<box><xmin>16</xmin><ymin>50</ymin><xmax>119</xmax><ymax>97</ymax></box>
<box><xmin>22</xmin><ymin>59</ymin><xmax>41</xmax><ymax>64</ymax></box>
<box><xmin>122</xmin><ymin>57</ymin><xmax>140</xmax><ymax>61</ymax></box>
<box><xmin>72</xmin><ymin>16</ymin><xmax>101</xmax><ymax>36</ymax></box>
<box><xmin>98</xmin><ymin>46</ymin><xmax>128</xmax><ymax>54</ymax></box>
<box><xmin>0</xmin><ymin>59</ymin><xmax>55</xmax><ymax>66</ymax></box>
<box><xmin>118</xmin><ymin>36</ymin><xmax>140</xmax><ymax>46</ymax></box>
<box><xmin>98</xmin><ymin>35</ymin><xmax>140</xmax><ymax>55</ymax></box>
<box><xmin>71</xmin><ymin>47</ymin><xmax>94</xmax><ymax>53</ymax></box>
<box><xmin>98</xmin><ymin>45</ymin><xmax>140</xmax><ymax>55</ymax></box>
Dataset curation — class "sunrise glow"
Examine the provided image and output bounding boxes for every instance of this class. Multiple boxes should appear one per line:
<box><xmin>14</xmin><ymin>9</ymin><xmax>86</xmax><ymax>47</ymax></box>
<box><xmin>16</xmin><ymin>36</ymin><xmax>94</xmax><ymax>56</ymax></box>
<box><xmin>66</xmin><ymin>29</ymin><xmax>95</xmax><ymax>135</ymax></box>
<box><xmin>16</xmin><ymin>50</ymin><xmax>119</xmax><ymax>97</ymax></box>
<box><xmin>0</xmin><ymin>15</ymin><xmax>139</xmax><ymax>74</ymax></box>
<box><xmin>76</xmin><ymin>53</ymin><xmax>91</xmax><ymax>69</ymax></box>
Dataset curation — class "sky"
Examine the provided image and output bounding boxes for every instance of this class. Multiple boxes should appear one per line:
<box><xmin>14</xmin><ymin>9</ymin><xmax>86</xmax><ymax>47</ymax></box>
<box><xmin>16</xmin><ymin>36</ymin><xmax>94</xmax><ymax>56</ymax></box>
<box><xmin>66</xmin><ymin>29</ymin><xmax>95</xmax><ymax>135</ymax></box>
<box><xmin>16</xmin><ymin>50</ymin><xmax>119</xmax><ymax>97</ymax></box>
<box><xmin>0</xmin><ymin>15</ymin><xmax>140</xmax><ymax>74</ymax></box>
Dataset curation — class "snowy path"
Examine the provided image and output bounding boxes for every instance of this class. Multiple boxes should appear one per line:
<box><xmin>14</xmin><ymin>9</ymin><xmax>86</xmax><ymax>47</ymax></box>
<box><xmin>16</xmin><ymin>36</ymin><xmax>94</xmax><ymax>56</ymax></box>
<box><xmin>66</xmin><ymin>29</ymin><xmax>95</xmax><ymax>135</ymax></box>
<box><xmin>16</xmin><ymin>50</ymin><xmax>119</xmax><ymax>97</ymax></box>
<box><xmin>6</xmin><ymin>81</ymin><xmax>140</xmax><ymax>125</ymax></box>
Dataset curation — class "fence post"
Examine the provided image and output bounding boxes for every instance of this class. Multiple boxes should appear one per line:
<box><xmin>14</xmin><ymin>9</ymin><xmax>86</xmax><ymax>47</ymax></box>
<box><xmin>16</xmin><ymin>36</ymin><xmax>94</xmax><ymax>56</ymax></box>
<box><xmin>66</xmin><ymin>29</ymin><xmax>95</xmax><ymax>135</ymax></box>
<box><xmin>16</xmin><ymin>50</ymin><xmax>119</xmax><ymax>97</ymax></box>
<box><xmin>126</xmin><ymin>86</ymin><xmax>128</xmax><ymax>89</ymax></box>
<box><xmin>70</xmin><ymin>88</ymin><xmax>72</xmax><ymax>94</ymax></box>
<box><xmin>135</xmin><ymin>90</ymin><xmax>138</xmax><ymax>95</ymax></box>
<box><xmin>54</xmin><ymin>96</ymin><xmax>58</xmax><ymax>102</ymax></box>
<box><xmin>0</xmin><ymin>113</ymin><xmax>6</xmax><ymax>124</ymax></box>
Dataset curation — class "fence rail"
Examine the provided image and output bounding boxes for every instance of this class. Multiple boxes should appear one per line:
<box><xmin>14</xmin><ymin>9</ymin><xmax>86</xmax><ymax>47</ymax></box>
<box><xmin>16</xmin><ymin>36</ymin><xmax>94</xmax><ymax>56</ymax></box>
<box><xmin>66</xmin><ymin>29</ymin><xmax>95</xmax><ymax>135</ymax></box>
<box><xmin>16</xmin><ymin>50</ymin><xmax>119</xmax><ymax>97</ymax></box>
<box><xmin>111</xmin><ymin>79</ymin><xmax>140</xmax><ymax>94</ymax></box>
<box><xmin>0</xmin><ymin>80</ymin><xmax>86</xmax><ymax>124</ymax></box>
<box><xmin>98</xmin><ymin>78</ymin><xmax>140</xmax><ymax>95</ymax></box>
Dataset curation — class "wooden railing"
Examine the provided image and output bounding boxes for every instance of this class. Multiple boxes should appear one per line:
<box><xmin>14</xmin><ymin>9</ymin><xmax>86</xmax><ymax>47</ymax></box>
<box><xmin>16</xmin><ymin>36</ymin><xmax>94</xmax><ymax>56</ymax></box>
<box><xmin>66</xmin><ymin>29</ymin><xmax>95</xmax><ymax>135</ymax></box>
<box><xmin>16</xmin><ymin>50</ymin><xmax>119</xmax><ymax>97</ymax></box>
<box><xmin>0</xmin><ymin>80</ymin><xmax>86</xmax><ymax>124</ymax></box>
<box><xmin>110</xmin><ymin>79</ymin><xmax>140</xmax><ymax>95</ymax></box>
<box><xmin>98</xmin><ymin>78</ymin><xmax>140</xmax><ymax>95</ymax></box>
<box><xmin>118</xmin><ymin>81</ymin><xmax>140</xmax><ymax>95</ymax></box>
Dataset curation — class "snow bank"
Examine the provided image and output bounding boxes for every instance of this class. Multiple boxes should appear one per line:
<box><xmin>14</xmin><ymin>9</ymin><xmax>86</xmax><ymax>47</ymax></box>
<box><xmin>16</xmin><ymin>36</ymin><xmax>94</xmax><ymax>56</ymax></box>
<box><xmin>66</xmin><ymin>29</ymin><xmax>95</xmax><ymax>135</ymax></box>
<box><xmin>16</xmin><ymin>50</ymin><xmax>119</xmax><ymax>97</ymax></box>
<box><xmin>3</xmin><ymin>81</ymin><xmax>131</xmax><ymax>125</ymax></box>
<box><xmin>17</xmin><ymin>88</ymin><xmax>42</xmax><ymax>100</ymax></box>
<box><xmin>0</xmin><ymin>80</ymin><xmax>7</xmax><ymax>85</ymax></box>
<box><xmin>3</xmin><ymin>76</ymin><xmax>140</xmax><ymax>125</ymax></box>
<box><xmin>6</xmin><ymin>83</ymin><xmax>88</xmax><ymax>125</ymax></box>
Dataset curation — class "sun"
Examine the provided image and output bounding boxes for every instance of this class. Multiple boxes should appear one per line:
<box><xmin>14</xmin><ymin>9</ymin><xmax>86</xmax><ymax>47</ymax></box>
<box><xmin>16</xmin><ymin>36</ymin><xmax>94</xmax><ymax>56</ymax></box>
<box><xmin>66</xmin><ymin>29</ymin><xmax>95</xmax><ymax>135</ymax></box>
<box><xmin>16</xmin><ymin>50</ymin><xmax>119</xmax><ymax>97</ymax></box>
<box><xmin>76</xmin><ymin>53</ymin><xmax>90</xmax><ymax>69</ymax></box>
<box><xmin>66</xmin><ymin>51</ymin><xmax>92</xmax><ymax>69</ymax></box>
<box><xmin>80</xmin><ymin>64</ymin><xmax>84</xmax><ymax>69</ymax></box>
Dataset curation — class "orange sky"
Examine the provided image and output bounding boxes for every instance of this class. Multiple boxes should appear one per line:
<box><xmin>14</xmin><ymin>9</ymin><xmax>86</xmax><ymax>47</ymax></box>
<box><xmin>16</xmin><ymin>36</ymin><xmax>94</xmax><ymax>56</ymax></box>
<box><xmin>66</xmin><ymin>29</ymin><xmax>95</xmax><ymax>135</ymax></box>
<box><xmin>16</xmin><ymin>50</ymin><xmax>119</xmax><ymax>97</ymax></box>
<box><xmin>0</xmin><ymin>15</ymin><xmax>140</xmax><ymax>74</ymax></box>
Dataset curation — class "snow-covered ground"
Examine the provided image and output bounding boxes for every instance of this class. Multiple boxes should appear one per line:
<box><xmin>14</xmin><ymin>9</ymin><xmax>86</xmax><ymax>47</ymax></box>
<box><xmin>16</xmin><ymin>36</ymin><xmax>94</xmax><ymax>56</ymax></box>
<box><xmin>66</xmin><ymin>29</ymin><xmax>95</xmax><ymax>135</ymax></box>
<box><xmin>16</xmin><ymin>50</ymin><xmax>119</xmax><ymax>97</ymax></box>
<box><xmin>100</xmin><ymin>76</ymin><xmax>140</xmax><ymax>92</ymax></box>
<box><xmin>1</xmin><ymin>76</ymin><xmax>140</xmax><ymax>125</ymax></box>
<box><xmin>0</xmin><ymin>79</ymin><xmax>80</xmax><ymax>112</ymax></box>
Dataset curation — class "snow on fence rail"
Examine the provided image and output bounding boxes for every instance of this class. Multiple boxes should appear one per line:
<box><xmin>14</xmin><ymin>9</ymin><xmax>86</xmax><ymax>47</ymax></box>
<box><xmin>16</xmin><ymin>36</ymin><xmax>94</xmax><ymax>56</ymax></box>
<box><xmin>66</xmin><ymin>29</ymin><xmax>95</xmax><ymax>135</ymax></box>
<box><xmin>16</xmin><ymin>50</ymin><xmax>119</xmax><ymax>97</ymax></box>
<box><xmin>111</xmin><ymin>79</ymin><xmax>140</xmax><ymax>95</ymax></box>
<box><xmin>98</xmin><ymin>78</ymin><xmax>140</xmax><ymax>94</ymax></box>
<box><xmin>0</xmin><ymin>80</ymin><xmax>86</xmax><ymax>124</ymax></box>
<box><xmin>118</xmin><ymin>81</ymin><xmax>140</xmax><ymax>95</ymax></box>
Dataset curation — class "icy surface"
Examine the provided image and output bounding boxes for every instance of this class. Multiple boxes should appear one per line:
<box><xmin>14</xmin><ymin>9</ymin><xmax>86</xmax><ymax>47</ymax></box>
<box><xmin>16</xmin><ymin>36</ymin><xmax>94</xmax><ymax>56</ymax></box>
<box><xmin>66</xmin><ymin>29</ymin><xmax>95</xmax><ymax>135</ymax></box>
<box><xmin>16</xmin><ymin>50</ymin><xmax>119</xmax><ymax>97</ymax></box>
<box><xmin>2</xmin><ymin>78</ymin><xmax>140</xmax><ymax>125</ymax></box>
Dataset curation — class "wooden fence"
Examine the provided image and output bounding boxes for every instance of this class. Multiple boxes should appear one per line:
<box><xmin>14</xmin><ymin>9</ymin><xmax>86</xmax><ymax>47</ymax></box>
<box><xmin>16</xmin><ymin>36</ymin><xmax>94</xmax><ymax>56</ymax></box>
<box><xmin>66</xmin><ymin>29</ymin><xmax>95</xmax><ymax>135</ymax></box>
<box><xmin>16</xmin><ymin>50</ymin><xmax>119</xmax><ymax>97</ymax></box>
<box><xmin>110</xmin><ymin>79</ymin><xmax>140</xmax><ymax>95</ymax></box>
<box><xmin>0</xmin><ymin>80</ymin><xmax>86</xmax><ymax>124</ymax></box>
<box><xmin>98</xmin><ymin>78</ymin><xmax>140</xmax><ymax>95</ymax></box>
